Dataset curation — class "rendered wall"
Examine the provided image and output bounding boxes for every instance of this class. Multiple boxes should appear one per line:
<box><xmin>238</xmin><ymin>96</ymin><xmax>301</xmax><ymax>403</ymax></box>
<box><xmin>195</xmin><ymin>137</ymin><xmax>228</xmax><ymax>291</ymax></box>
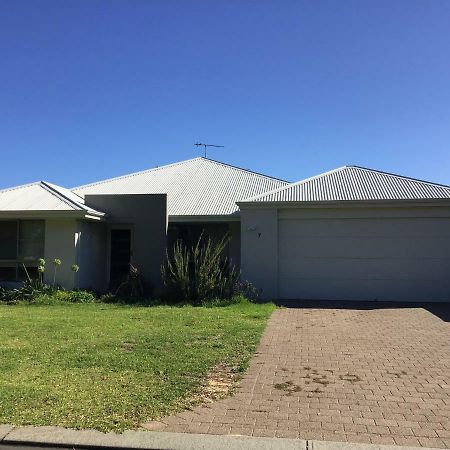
<box><xmin>85</xmin><ymin>194</ymin><xmax>167</xmax><ymax>290</ymax></box>
<box><xmin>44</xmin><ymin>219</ymin><xmax>78</xmax><ymax>289</ymax></box>
<box><xmin>240</xmin><ymin>208</ymin><xmax>278</xmax><ymax>299</ymax></box>
<box><xmin>76</xmin><ymin>220</ymin><xmax>107</xmax><ymax>291</ymax></box>
<box><xmin>240</xmin><ymin>204</ymin><xmax>450</xmax><ymax>302</ymax></box>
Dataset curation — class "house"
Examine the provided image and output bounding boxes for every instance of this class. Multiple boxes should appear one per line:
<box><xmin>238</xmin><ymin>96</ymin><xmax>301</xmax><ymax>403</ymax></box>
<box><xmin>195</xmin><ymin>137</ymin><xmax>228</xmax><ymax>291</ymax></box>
<box><xmin>1</xmin><ymin>158</ymin><xmax>450</xmax><ymax>301</ymax></box>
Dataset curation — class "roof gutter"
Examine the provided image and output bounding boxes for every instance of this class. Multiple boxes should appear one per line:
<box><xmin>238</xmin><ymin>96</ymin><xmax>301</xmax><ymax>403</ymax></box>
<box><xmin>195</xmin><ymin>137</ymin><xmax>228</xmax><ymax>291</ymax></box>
<box><xmin>169</xmin><ymin>214</ymin><xmax>240</xmax><ymax>223</ymax></box>
<box><xmin>236</xmin><ymin>199</ymin><xmax>450</xmax><ymax>209</ymax></box>
<box><xmin>0</xmin><ymin>211</ymin><xmax>106</xmax><ymax>220</ymax></box>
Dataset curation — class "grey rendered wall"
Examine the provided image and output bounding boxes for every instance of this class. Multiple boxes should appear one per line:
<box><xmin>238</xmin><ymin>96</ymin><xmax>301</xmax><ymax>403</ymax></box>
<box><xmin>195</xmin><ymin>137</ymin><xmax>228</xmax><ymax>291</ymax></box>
<box><xmin>76</xmin><ymin>220</ymin><xmax>107</xmax><ymax>291</ymax></box>
<box><xmin>44</xmin><ymin>219</ymin><xmax>78</xmax><ymax>289</ymax></box>
<box><xmin>85</xmin><ymin>194</ymin><xmax>167</xmax><ymax>290</ymax></box>
<box><xmin>240</xmin><ymin>209</ymin><xmax>278</xmax><ymax>299</ymax></box>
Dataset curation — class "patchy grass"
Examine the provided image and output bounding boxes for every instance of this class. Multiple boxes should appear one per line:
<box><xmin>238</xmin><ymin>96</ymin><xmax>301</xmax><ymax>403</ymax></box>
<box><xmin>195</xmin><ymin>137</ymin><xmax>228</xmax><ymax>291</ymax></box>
<box><xmin>0</xmin><ymin>301</ymin><xmax>274</xmax><ymax>432</ymax></box>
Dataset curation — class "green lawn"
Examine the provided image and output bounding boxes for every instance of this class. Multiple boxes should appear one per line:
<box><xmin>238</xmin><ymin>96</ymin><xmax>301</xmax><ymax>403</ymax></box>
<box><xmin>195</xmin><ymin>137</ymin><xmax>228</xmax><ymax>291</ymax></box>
<box><xmin>0</xmin><ymin>301</ymin><xmax>274</xmax><ymax>432</ymax></box>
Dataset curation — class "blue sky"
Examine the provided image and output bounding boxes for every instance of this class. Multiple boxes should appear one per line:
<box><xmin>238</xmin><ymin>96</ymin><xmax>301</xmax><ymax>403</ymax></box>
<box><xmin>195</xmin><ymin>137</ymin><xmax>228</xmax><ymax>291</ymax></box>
<box><xmin>1</xmin><ymin>0</ymin><xmax>450</xmax><ymax>189</ymax></box>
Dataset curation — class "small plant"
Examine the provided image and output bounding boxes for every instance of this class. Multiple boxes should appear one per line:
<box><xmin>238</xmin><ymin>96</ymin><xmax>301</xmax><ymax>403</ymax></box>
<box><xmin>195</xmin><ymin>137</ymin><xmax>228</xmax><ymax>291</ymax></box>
<box><xmin>0</xmin><ymin>258</ymin><xmax>83</xmax><ymax>304</ymax></box>
<box><xmin>233</xmin><ymin>280</ymin><xmax>260</xmax><ymax>301</ymax></box>
<box><xmin>37</xmin><ymin>258</ymin><xmax>46</xmax><ymax>286</ymax></box>
<box><xmin>71</xmin><ymin>264</ymin><xmax>80</xmax><ymax>289</ymax></box>
<box><xmin>52</xmin><ymin>259</ymin><xmax>61</xmax><ymax>286</ymax></box>
<box><xmin>115</xmin><ymin>264</ymin><xmax>144</xmax><ymax>302</ymax></box>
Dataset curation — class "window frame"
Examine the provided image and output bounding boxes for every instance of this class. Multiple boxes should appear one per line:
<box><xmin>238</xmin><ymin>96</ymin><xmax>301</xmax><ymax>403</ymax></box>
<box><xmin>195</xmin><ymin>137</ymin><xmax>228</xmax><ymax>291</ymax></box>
<box><xmin>0</xmin><ymin>219</ymin><xmax>45</xmax><ymax>282</ymax></box>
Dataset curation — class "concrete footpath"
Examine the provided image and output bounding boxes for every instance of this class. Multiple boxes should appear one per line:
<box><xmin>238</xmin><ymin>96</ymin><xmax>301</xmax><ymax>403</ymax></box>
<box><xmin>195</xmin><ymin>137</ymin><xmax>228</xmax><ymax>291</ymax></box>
<box><xmin>0</xmin><ymin>425</ymin><xmax>447</xmax><ymax>450</ymax></box>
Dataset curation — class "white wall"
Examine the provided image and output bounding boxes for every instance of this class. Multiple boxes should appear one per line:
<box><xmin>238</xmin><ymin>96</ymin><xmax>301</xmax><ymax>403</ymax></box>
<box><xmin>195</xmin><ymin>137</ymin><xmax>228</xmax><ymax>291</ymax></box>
<box><xmin>44</xmin><ymin>219</ymin><xmax>78</xmax><ymax>289</ymax></box>
<box><xmin>240</xmin><ymin>208</ymin><xmax>278</xmax><ymax>299</ymax></box>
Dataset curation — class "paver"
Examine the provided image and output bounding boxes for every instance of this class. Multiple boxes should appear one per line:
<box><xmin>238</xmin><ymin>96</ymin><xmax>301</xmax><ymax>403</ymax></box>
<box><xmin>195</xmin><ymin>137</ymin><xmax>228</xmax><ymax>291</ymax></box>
<box><xmin>147</xmin><ymin>303</ymin><xmax>450</xmax><ymax>447</ymax></box>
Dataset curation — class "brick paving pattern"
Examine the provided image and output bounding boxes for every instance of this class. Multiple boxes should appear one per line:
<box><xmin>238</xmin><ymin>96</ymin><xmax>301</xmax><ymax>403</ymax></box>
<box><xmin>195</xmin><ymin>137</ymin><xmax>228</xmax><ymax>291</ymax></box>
<box><xmin>148</xmin><ymin>304</ymin><xmax>450</xmax><ymax>447</ymax></box>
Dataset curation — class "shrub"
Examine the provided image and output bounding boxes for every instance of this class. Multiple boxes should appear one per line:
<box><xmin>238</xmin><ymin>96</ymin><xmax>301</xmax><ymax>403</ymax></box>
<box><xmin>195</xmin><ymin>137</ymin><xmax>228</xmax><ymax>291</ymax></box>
<box><xmin>161</xmin><ymin>232</ymin><xmax>239</xmax><ymax>305</ymax></box>
<box><xmin>64</xmin><ymin>290</ymin><xmax>97</xmax><ymax>303</ymax></box>
<box><xmin>115</xmin><ymin>264</ymin><xmax>144</xmax><ymax>302</ymax></box>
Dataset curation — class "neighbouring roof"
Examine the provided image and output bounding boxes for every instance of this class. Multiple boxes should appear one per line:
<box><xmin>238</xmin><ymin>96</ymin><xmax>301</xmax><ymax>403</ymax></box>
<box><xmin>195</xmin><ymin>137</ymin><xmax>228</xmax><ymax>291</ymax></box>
<box><xmin>0</xmin><ymin>181</ymin><xmax>105</xmax><ymax>217</ymax></box>
<box><xmin>240</xmin><ymin>166</ymin><xmax>450</xmax><ymax>203</ymax></box>
<box><xmin>74</xmin><ymin>157</ymin><xmax>288</xmax><ymax>216</ymax></box>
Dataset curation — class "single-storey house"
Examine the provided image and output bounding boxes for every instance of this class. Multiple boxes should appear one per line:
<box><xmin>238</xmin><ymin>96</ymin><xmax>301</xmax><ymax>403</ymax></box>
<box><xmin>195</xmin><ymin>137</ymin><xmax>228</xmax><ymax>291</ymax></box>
<box><xmin>1</xmin><ymin>157</ymin><xmax>450</xmax><ymax>301</ymax></box>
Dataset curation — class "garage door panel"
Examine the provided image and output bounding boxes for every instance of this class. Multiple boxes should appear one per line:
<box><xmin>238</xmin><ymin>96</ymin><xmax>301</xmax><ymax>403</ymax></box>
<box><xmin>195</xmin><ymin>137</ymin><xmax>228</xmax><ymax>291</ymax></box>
<box><xmin>279</xmin><ymin>218</ymin><xmax>450</xmax><ymax>238</ymax></box>
<box><xmin>278</xmin><ymin>278</ymin><xmax>450</xmax><ymax>301</ymax></box>
<box><xmin>277</xmin><ymin>213</ymin><xmax>450</xmax><ymax>301</ymax></box>
<box><xmin>278</xmin><ymin>236</ymin><xmax>450</xmax><ymax>259</ymax></box>
<box><xmin>278</xmin><ymin>257</ymin><xmax>449</xmax><ymax>281</ymax></box>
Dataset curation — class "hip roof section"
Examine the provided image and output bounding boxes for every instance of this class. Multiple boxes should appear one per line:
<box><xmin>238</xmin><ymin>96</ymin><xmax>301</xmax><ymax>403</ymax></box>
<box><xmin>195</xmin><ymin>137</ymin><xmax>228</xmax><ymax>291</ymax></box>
<box><xmin>0</xmin><ymin>181</ymin><xmax>105</xmax><ymax>216</ymax></box>
<box><xmin>241</xmin><ymin>166</ymin><xmax>450</xmax><ymax>203</ymax></box>
<box><xmin>74</xmin><ymin>157</ymin><xmax>288</xmax><ymax>216</ymax></box>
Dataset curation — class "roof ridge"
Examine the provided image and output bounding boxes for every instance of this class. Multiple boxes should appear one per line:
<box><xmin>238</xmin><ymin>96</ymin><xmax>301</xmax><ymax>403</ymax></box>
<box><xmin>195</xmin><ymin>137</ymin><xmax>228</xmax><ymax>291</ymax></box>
<box><xmin>41</xmin><ymin>181</ymin><xmax>84</xmax><ymax>211</ymax></box>
<box><xmin>45</xmin><ymin>181</ymin><xmax>87</xmax><ymax>203</ymax></box>
<box><xmin>0</xmin><ymin>180</ymin><xmax>42</xmax><ymax>194</ymax></box>
<box><xmin>241</xmin><ymin>166</ymin><xmax>346</xmax><ymax>202</ymax></box>
<box><xmin>200</xmin><ymin>157</ymin><xmax>290</xmax><ymax>183</ymax></box>
<box><xmin>72</xmin><ymin>157</ymin><xmax>289</xmax><ymax>192</ymax></box>
<box><xmin>348</xmin><ymin>165</ymin><xmax>450</xmax><ymax>190</ymax></box>
<box><xmin>71</xmin><ymin>157</ymin><xmax>204</xmax><ymax>190</ymax></box>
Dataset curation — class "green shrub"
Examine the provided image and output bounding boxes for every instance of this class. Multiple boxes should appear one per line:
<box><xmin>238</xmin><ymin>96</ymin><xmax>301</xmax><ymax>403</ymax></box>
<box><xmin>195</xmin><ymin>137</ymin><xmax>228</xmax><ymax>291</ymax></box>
<box><xmin>0</xmin><ymin>288</ymin><xmax>97</xmax><ymax>305</ymax></box>
<box><xmin>64</xmin><ymin>290</ymin><xmax>97</xmax><ymax>303</ymax></box>
<box><xmin>201</xmin><ymin>294</ymin><xmax>251</xmax><ymax>308</ymax></box>
<box><xmin>161</xmin><ymin>232</ymin><xmax>239</xmax><ymax>305</ymax></box>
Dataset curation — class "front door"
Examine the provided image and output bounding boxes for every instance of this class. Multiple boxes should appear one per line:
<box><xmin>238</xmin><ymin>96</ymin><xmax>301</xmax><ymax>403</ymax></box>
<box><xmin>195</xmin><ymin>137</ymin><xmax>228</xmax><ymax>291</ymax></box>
<box><xmin>109</xmin><ymin>229</ymin><xmax>132</xmax><ymax>289</ymax></box>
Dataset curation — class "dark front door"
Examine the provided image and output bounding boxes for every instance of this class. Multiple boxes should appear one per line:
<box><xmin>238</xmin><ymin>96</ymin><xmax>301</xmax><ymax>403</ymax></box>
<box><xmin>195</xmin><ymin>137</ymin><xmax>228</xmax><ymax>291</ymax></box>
<box><xmin>110</xmin><ymin>229</ymin><xmax>131</xmax><ymax>289</ymax></box>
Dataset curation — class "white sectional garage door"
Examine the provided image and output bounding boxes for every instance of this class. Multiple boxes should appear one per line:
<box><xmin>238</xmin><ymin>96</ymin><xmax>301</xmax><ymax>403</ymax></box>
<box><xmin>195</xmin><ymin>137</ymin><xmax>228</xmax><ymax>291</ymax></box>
<box><xmin>278</xmin><ymin>211</ymin><xmax>450</xmax><ymax>301</ymax></box>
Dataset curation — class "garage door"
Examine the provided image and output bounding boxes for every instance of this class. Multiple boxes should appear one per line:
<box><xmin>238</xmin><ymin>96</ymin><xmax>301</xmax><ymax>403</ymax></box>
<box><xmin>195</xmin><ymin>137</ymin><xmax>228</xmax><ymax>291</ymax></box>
<box><xmin>278</xmin><ymin>214</ymin><xmax>450</xmax><ymax>301</ymax></box>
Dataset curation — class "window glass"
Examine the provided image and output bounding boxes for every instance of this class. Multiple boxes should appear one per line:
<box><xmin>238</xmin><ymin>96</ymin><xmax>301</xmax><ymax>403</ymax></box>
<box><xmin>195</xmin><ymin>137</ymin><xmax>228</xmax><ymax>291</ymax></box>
<box><xmin>18</xmin><ymin>220</ymin><xmax>45</xmax><ymax>262</ymax></box>
<box><xmin>0</xmin><ymin>266</ymin><xmax>16</xmax><ymax>281</ymax></box>
<box><xmin>0</xmin><ymin>221</ymin><xmax>18</xmax><ymax>260</ymax></box>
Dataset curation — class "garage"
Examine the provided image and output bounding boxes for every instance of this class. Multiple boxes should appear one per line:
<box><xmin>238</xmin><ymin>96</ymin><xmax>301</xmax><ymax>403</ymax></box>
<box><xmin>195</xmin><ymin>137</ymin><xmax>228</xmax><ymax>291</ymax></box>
<box><xmin>239</xmin><ymin>166</ymin><xmax>450</xmax><ymax>301</ymax></box>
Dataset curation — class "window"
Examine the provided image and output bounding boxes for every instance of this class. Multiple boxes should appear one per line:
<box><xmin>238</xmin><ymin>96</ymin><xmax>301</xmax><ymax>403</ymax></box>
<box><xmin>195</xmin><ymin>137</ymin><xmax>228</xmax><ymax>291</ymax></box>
<box><xmin>0</xmin><ymin>220</ymin><xmax>45</xmax><ymax>281</ymax></box>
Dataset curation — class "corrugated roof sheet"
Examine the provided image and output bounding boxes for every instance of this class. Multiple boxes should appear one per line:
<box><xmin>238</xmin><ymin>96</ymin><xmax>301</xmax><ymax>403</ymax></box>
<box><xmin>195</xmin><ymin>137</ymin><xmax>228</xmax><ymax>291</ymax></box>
<box><xmin>0</xmin><ymin>181</ymin><xmax>105</xmax><ymax>216</ymax></box>
<box><xmin>74</xmin><ymin>157</ymin><xmax>288</xmax><ymax>216</ymax></box>
<box><xmin>241</xmin><ymin>166</ymin><xmax>450</xmax><ymax>203</ymax></box>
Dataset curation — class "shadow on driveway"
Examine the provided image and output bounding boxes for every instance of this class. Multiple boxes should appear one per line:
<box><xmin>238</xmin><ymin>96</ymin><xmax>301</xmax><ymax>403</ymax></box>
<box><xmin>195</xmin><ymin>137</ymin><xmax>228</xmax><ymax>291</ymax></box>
<box><xmin>273</xmin><ymin>299</ymin><xmax>450</xmax><ymax>322</ymax></box>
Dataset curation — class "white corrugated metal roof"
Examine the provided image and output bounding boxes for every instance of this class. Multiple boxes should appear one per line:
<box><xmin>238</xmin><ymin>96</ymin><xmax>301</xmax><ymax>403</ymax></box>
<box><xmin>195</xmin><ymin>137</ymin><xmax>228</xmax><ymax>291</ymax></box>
<box><xmin>0</xmin><ymin>181</ymin><xmax>105</xmax><ymax>216</ymax></box>
<box><xmin>241</xmin><ymin>166</ymin><xmax>450</xmax><ymax>203</ymax></box>
<box><xmin>74</xmin><ymin>157</ymin><xmax>288</xmax><ymax>216</ymax></box>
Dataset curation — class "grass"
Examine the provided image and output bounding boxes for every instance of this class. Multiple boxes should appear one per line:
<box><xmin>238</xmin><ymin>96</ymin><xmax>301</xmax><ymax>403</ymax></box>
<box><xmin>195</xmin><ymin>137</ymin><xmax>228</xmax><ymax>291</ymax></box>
<box><xmin>0</xmin><ymin>301</ymin><xmax>274</xmax><ymax>432</ymax></box>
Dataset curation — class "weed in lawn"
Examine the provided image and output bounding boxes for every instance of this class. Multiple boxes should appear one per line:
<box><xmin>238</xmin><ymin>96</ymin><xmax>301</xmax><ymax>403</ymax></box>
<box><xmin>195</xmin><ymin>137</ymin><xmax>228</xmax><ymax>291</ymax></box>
<box><xmin>339</xmin><ymin>373</ymin><xmax>362</xmax><ymax>383</ymax></box>
<box><xmin>312</xmin><ymin>376</ymin><xmax>332</xmax><ymax>386</ymax></box>
<box><xmin>274</xmin><ymin>381</ymin><xmax>293</xmax><ymax>391</ymax></box>
<box><xmin>274</xmin><ymin>380</ymin><xmax>302</xmax><ymax>395</ymax></box>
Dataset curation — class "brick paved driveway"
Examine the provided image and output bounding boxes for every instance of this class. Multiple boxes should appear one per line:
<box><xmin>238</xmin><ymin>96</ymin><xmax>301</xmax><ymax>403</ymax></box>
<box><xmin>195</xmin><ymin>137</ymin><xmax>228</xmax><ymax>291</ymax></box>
<box><xmin>148</xmin><ymin>303</ymin><xmax>450</xmax><ymax>448</ymax></box>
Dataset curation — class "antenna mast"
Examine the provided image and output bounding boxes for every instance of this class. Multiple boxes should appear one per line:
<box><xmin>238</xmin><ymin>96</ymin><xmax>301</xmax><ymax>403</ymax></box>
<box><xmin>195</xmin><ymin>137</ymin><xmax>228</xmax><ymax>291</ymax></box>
<box><xmin>195</xmin><ymin>142</ymin><xmax>224</xmax><ymax>158</ymax></box>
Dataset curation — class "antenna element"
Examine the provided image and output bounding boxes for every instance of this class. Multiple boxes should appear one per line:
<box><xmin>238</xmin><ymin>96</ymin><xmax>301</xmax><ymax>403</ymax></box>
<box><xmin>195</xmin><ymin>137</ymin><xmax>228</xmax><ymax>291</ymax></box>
<box><xmin>195</xmin><ymin>142</ymin><xmax>224</xmax><ymax>158</ymax></box>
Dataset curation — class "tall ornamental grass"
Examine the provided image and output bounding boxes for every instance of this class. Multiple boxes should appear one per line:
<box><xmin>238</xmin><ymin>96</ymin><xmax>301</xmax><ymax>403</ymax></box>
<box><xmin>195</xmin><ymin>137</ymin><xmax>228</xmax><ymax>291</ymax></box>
<box><xmin>161</xmin><ymin>232</ymin><xmax>238</xmax><ymax>304</ymax></box>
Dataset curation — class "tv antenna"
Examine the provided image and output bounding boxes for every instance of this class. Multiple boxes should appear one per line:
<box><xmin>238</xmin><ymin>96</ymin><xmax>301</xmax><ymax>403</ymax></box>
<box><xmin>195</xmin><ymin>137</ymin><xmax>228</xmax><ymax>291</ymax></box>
<box><xmin>195</xmin><ymin>142</ymin><xmax>224</xmax><ymax>158</ymax></box>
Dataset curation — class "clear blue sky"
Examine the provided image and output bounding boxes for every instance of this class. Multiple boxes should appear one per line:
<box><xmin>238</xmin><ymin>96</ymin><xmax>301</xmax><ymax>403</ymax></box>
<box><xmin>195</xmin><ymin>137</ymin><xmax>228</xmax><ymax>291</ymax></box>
<box><xmin>2</xmin><ymin>0</ymin><xmax>450</xmax><ymax>189</ymax></box>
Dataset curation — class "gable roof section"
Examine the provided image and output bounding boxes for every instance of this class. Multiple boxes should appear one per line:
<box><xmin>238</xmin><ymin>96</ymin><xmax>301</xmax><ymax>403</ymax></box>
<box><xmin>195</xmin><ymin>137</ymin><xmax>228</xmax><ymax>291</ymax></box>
<box><xmin>240</xmin><ymin>166</ymin><xmax>450</xmax><ymax>203</ymax></box>
<box><xmin>0</xmin><ymin>181</ymin><xmax>105</xmax><ymax>217</ymax></box>
<box><xmin>74</xmin><ymin>157</ymin><xmax>288</xmax><ymax>216</ymax></box>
